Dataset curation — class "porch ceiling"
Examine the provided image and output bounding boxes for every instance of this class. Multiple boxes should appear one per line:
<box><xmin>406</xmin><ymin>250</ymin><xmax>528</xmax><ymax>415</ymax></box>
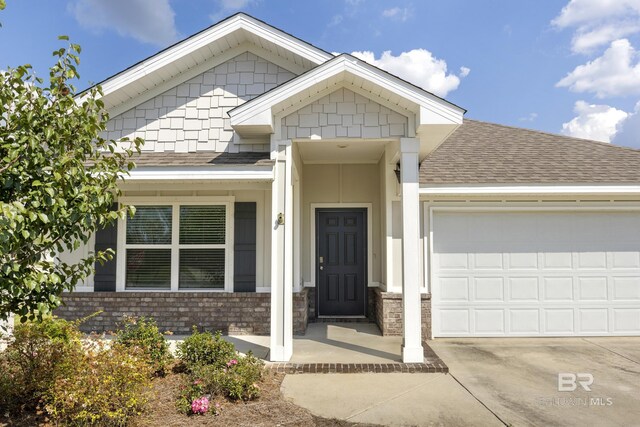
<box><xmin>296</xmin><ymin>138</ymin><xmax>389</xmax><ymax>164</ymax></box>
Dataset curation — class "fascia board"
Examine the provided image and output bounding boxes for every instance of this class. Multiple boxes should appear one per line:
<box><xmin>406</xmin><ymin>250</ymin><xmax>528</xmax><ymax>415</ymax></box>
<box><xmin>419</xmin><ymin>185</ymin><xmax>640</xmax><ymax>195</ymax></box>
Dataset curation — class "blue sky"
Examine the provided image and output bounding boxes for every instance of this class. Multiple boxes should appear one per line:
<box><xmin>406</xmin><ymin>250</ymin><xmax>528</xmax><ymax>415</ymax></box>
<box><xmin>1</xmin><ymin>0</ymin><xmax>640</xmax><ymax>148</ymax></box>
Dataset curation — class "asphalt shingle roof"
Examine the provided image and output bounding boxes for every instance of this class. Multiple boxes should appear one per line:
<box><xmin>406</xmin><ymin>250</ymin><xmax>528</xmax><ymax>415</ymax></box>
<box><xmin>420</xmin><ymin>119</ymin><xmax>640</xmax><ymax>185</ymax></box>
<box><xmin>129</xmin><ymin>151</ymin><xmax>273</xmax><ymax>167</ymax></box>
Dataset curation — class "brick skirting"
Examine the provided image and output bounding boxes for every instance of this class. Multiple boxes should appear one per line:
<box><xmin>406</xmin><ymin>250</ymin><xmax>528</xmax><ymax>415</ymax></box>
<box><xmin>374</xmin><ymin>288</ymin><xmax>432</xmax><ymax>339</ymax></box>
<box><xmin>55</xmin><ymin>289</ymin><xmax>309</xmax><ymax>335</ymax></box>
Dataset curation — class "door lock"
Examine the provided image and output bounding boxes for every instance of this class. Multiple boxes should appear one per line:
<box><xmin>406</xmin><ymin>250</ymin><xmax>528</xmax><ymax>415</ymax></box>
<box><xmin>319</xmin><ymin>256</ymin><xmax>324</xmax><ymax>263</ymax></box>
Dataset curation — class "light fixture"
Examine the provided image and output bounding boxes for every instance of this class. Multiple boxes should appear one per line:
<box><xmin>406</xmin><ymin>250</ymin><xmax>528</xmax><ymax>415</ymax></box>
<box><xmin>394</xmin><ymin>162</ymin><xmax>401</xmax><ymax>184</ymax></box>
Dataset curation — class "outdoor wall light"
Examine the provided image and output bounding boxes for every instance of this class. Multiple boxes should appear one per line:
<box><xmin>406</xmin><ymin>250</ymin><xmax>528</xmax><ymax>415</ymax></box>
<box><xmin>394</xmin><ymin>162</ymin><xmax>401</xmax><ymax>184</ymax></box>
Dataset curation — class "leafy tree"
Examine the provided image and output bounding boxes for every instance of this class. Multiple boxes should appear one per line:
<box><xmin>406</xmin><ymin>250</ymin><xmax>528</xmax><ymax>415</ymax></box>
<box><xmin>0</xmin><ymin>38</ymin><xmax>142</xmax><ymax>323</ymax></box>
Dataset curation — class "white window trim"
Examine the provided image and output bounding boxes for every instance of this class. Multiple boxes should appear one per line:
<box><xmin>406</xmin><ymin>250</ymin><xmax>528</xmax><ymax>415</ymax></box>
<box><xmin>116</xmin><ymin>196</ymin><xmax>235</xmax><ymax>292</ymax></box>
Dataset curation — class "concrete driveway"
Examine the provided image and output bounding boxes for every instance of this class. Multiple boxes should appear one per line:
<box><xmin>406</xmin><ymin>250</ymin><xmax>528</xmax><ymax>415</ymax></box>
<box><xmin>430</xmin><ymin>337</ymin><xmax>640</xmax><ymax>427</ymax></box>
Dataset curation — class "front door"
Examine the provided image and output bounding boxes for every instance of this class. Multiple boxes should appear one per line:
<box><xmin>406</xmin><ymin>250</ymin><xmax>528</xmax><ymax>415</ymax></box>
<box><xmin>316</xmin><ymin>209</ymin><xmax>367</xmax><ymax>316</ymax></box>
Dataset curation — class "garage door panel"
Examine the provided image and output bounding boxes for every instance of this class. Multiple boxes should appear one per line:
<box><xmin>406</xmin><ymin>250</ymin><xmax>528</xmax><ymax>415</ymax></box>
<box><xmin>433</xmin><ymin>211</ymin><xmax>640</xmax><ymax>337</ymax></box>
<box><xmin>439</xmin><ymin>277</ymin><xmax>469</xmax><ymax>302</ymax></box>
<box><xmin>542</xmin><ymin>252</ymin><xmax>573</xmax><ymax>269</ymax></box>
<box><xmin>543</xmin><ymin>309</ymin><xmax>575</xmax><ymax>334</ymax></box>
<box><xmin>439</xmin><ymin>309</ymin><xmax>470</xmax><ymax>334</ymax></box>
<box><xmin>613</xmin><ymin>309</ymin><xmax>640</xmax><ymax>333</ymax></box>
<box><xmin>475</xmin><ymin>309</ymin><xmax>505</xmax><ymax>334</ymax></box>
<box><xmin>474</xmin><ymin>253</ymin><xmax>503</xmax><ymax>269</ymax></box>
<box><xmin>508</xmin><ymin>253</ymin><xmax>538</xmax><ymax>269</ymax></box>
<box><xmin>509</xmin><ymin>277</ymin><xmax>539</xmax><ymax>301</ymax></box>
<box><xmin>543</xmin><ymin>277</ymin><xmax>574</xmax><ymax>301</ymax></box>
<box><xmin>437</xmin><ymin>253</ymin><xmax>468</xmax><ymax>270</ymax></box>
<box><xmin>509</xmin><ymin>309</ymin><xmax>540</xmax><ymax>334</ymax></box>
<box><xmin>578</xmin><ymin>277</ymin><xmax>608</xmax><ymax>300</ymax></box>
<box><xmin>474</xmin><ymin>277</ymin><xmax>504</xmax><ymax>301</ymax></box>
<box><xmin>578</xmin><ymin>252</ymin><xmax>607</xmax><ymax>269</ymax></box>
<box><xmin>612</xmin><ymin>252</ymin><xmax>640</xmax><ymax>269</ymax></box>
<box><xmin>613</xmin><ymin>277</ymin><xmax>640</xmax><ymax>300</ymax></box>
<box><xmin>579</xmin><ymin>309</ymin><xmax>609</xmax><ymax>333</ymax></box>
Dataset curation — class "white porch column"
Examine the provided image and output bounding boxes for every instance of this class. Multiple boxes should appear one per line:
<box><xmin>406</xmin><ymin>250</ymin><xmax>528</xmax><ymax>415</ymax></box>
<box><xmin>400</xmin><ymin>137</ymin><xmax>424</xmax><ymax>363</ymax></box>
<box><xmin>270</xmin><ymin>140</ymin><xmax>294</xmax><ymax>362</ymax></box>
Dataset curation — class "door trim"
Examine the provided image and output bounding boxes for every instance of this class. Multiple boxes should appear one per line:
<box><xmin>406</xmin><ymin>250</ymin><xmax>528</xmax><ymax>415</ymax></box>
<box><xmin>315</xmin><ymin>207</ymin><xmax>368</xmax><ymax>317</ymax></box>
<box><xmin>309</xmin><ymin>203</ymin><xmax>373</xmax><ymax>290</ymax></box>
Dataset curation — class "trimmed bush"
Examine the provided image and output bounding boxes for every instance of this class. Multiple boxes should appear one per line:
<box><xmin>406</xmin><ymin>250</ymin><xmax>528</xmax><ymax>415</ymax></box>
<box><xmin>176</xmin><ymin>327</ymin><xmax>235</xmax><ymax>370</ymax></box>
<box><xmin>46</xmin><ymin>342</ymin><xmax>152</xmax><ymax>425</ymax></box>
<box><xmin>115</xmin><ymin>316</ymin><xmax>172</xmax><ymax>375</ymax></box>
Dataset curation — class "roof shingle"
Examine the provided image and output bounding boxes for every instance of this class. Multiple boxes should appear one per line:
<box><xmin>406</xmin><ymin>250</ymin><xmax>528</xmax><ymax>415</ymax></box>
<box><xmin>420</xmin><ymin>120</ymin><xmax>640</xmax><ymax>185</ymax></box>
<box><xmin>129</xmin><ymin>151</ymin><xmax>273</xmax><ymax>167</ymax></box>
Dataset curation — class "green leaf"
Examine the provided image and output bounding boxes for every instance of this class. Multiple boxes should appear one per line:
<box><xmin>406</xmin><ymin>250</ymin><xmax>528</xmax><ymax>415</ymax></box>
<box><xmin>58</xmin><ymin>35</ymin><xmax>69</xmax><ymax>41</ymax></box>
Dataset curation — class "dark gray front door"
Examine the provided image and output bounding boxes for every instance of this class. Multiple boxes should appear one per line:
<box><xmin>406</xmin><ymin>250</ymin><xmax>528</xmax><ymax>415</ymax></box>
<box><xmin>316</xmin><ymin>209</ymin><xmax>367</xmax><ymax>316</ymax></box>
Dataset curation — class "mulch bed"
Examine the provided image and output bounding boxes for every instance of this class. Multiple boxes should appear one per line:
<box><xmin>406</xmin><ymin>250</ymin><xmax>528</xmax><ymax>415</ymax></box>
<box><xmin>1</xmin><ymin>370</ymin><xmax>377</xmax><ymax>427</ymax></box>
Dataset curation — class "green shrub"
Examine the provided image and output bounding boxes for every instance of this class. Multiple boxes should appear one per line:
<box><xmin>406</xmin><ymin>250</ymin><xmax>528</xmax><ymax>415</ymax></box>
<box><xmin>194</xmin><ymin>352</ymin><xmax>264</xmax><ymax>401</ymax></box>
<box><xmin>176</xmin><ymin>327</ymin><xmax>235</xmax><ymax>370</ymax></box>
<box><xmin>115</xmin><ymin>316</ymin><xmax>172</xmax><ymax>375</ymax></box>
<box><xmin>0</xmin><ymin>316</ymin><xmax>84</xmax><ymax>413</ymax></box>
<box><xmin>46</xmin><ymin>342</ymin><xmax>152</xmax><ymax>426</ymax></box>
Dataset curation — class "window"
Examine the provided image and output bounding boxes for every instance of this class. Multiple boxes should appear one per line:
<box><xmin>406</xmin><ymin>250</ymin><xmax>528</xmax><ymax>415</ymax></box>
<box><xmin>123</xmin><ymin>201</ymin><xmax>231</xmax><ymax>291</ymax></box>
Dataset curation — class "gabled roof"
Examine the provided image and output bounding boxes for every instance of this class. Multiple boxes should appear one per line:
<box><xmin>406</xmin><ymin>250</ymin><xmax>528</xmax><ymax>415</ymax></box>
<box><xmin>87</xmin><ymin>13</ymin><xmax>333</xmax><ymax>112</ymax></box>
<box><xmin>420</xmin><ymin>119</ymin><xmax>640</xmax><ymax>185</ymax></box>
<box><xmin>228</xmin><ymin>54</ymin><xmax>465</xmax><ymax>136</ymax></box>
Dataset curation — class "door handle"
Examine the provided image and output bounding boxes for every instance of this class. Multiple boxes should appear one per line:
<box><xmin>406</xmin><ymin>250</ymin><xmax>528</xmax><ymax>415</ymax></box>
<box><xmin>320</xmin><ymin>266</ymin><xmax>324</xmax><ymax>270</ymax></box>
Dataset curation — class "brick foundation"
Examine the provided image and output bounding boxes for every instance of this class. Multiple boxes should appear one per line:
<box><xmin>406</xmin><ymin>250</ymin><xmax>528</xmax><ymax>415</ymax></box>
<box><xmin>373</xmin><ymin>288</ymin><xmax>432</xmax><ymax>339</ymax></box>
<box><xmin>55</xmin><ymin>289</ymin><xmax>309</xmax><ymax>335</ymax></box>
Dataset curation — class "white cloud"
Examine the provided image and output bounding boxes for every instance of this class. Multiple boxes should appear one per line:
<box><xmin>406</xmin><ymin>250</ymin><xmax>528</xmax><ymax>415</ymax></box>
<box><xmin>210</xmin><ymin>0</ymin><xmax>259</xmax><ymax>21</ymax></box>
<box><xmin>556</xmin><ymin>39</ymin><xmax>640</xmax><ymax>98</ymax></box>
<box><xmin>68</xmin><ymin>0</ymin><xmax>178</xmax><ymax>46</ymax></box>
<box><xmin>571</xmin><ymin>23</ymin><xmax>640</xmax><ymax>54</ymax></box>
<box><xmin>382</xmin><ymin>7</ymin><xmax>412</xmax><ymax>22</ymax></box>
<box><xmin>612</xmin><ymin>101</ymin><xmax>640</xmax><ymax>148</ymax></box>
<box><xmin>561</xmin><ymin>100</ymin><xmax>628</xmax><ymax>142</ymax></box>
<box><xmin>552</xmin><ymin>0</ymin><xmax>640</xmax><ymax>53</ymax></box>
<box><xmin>351</xmin><ymin>49</ymin><xmax>469</xmax><ymax>97</ymax></box>
<box><xmin>459</xmin><ymin>66</ymin><xmax>470</xmax><ymax>78</ymax></box>
<box><xmin>519</xmin><ymin>112</ymin><xmax>538</xmax><ymax>122</ymax></box>
<box><xmin>328</xmin><ymin>14</ymin><xmax>344</xmax><ymax>27</ymax></box>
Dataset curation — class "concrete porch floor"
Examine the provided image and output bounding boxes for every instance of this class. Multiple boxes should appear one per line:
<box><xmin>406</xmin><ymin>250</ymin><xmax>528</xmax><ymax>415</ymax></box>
<box><xmin>225</xmin><ymin>322</ymin><xmax>405</xmax><ymax>363</ymax></box>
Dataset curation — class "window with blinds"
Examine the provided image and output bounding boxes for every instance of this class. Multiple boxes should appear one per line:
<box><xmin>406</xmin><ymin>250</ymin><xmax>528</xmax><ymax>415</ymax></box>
<box><xmin>124</xmin><ymin>203</ymin><xmax>228</xmax><ymax>290</ymax></box>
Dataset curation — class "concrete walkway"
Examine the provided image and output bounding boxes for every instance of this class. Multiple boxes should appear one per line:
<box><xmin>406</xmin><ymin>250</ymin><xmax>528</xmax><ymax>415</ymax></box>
<box><xmin>281</xmin><ymin>373</ymin><xmax>502</xmax><ymax>426</ymax></box>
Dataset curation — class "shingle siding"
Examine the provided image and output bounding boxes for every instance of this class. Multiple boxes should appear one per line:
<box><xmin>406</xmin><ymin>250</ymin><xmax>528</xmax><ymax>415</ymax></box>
<box><xmin>104</xmin><ymin>52</ymin><xmax>296</xmax><ymax>153</ymax></box>
<box><xmin>280</xmin><ymin>88</ymin><xmax>408</xmax><ymax>140</ymax></box>
<box><xmin>420</xmin><ymin>119</ymin><xmax>640</xmax><ymax>185</ymax></box>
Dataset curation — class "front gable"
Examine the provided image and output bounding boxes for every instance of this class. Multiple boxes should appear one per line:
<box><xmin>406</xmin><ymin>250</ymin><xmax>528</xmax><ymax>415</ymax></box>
<box><xmin>105</xmin><ymin>52</ymin><xmax>296</xmax><ymax>153</ymax></box>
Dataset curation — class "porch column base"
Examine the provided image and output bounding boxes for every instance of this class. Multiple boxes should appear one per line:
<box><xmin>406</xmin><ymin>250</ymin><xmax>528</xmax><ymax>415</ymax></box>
<box><xmin>269</xmin><ymin>345</ymin><xmax>292</xmax><ymax>362</ymax></box>
<box><xmin>402</xmin><ymin>345</ymin><xmax>424</xmax><ymax>363</ymax></box>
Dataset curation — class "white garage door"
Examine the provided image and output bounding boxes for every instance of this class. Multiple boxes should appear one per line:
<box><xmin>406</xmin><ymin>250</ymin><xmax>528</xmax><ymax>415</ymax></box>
<box><xmin>432</xmin><ymin>211</ymin><xmax>640</xmax><ymax>337</ymax></box>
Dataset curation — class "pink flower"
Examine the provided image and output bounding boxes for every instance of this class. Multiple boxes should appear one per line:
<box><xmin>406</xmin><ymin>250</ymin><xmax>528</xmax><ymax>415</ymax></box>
<box><xmin>191</xmin><ymin>396</ymin><xmax>209</xmax><ymax>415</ymax></box>
<box><xmin>227</xmin><ymin>359</ymin><xmax>238</xmax><ymax>367</ymax></box>
<box><xmin>193</xmin><ymin>379</ymin><xmax>202</xmax><ymax>385</ymax></box>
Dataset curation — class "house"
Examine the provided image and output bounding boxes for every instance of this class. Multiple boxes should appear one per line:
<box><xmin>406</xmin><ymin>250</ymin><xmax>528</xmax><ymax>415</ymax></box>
<box><xmin>56</xmin><ymin>13</ymin><xmax>640</xmax><ymax>363</ymax></box>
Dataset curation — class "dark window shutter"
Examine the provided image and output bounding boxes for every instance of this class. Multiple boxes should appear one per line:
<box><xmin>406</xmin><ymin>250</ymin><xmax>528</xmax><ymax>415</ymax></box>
<box><xmin>94</xmin><ymin>203</ymin><xmax>118</xmax><ymax>292</ymax></box>
<box><xmin>233</xmin><ymin>202</ymin><xmax>257</xmax><ymax>292</ymax></box>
